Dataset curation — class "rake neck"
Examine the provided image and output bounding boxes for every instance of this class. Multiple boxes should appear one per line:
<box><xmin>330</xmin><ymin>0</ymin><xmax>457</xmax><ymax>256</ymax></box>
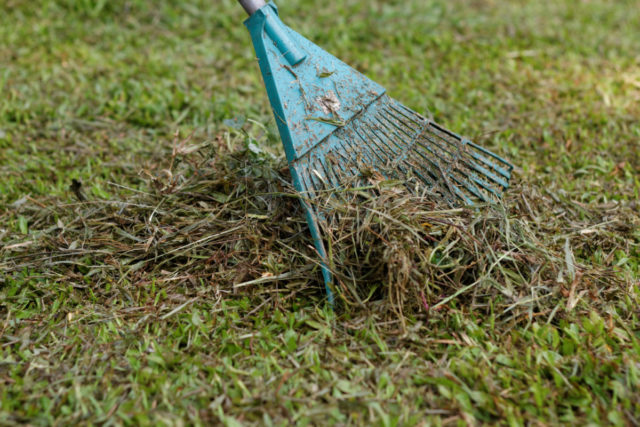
<box><xmin>243</xmin><ymin>2</ymin><xmax>307</xmax><ymax>66</ymax></box>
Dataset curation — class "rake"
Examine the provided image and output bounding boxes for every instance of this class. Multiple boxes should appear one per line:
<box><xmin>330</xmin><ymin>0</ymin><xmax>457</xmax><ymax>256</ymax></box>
<box><xmin>236</xmin><ymin>0</ymin><xmax>514</xmax><ymax>304</ymax></box>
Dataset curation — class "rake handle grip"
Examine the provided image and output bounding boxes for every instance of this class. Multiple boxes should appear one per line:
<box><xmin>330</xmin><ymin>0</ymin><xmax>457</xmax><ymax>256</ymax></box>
<box><xmin>238</xmin><ymin>0</ymin><xmax>266</xmax><ymax>15</ymax></box>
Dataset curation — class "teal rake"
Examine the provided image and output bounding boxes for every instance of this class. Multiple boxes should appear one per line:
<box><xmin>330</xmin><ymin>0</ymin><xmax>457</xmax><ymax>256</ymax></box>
<box><xmin>236</xmin><ymin>0</ymin><xmax>514</xmax><ymax>304</ymax></box>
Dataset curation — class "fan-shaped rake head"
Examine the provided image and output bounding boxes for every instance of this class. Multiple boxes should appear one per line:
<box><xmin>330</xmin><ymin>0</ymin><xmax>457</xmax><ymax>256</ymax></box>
<box><xmin>292</xmin><ymin>94</ymin><xmax>512</xmax><ymax>207</ymax></box>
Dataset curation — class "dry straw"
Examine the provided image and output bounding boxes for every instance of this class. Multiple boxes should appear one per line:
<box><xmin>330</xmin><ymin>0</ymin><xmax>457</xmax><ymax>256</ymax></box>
<box><xmin>1</xmin><ymin>142</ymin><xmax>636</xmax><ymax>328</ymax></box>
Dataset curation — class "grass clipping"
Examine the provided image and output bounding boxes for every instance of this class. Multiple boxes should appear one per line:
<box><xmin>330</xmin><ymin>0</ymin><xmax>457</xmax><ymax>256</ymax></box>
<box><xmin>2</xmin><ymin>142</ymin><xmax>636</xmax><ymax>326</ymax></box>
<box><xmin>317</xmin><ymin>179</ymin><xmax>634</xmax><ymax>325</ymax></box>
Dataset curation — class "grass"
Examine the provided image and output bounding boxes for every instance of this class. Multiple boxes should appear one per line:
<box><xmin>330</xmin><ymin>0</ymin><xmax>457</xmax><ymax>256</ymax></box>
<box><xmin>1</xmin><ymin>0</ymin><xmax>639</xmax><ymax>424</ymax></box>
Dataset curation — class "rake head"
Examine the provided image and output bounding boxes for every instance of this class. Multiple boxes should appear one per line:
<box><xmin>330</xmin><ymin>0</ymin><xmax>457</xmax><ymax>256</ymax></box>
<box><xmin>241</xmin><ymin>1</ymin><xmax>514</xmax><ymax>303</ymax></box>
<box><xmin>294</xmin><ymin>94</ymin><xmax>512</xmax><ymax>206</ymax></box>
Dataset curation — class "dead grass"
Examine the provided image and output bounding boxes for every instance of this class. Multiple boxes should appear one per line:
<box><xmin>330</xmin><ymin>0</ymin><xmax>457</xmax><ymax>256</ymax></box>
<box><xmin>3</xmin><ymin>140</ymin><xmax>636</xmax><ymax>328</ymax></box>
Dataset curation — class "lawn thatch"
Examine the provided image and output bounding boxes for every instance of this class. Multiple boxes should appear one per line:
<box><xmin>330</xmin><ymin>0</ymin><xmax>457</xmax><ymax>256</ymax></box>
<box><xmin>3</xmin><ymin>140</ymin><xmax>636</xmax><ymax>331</ymax></box>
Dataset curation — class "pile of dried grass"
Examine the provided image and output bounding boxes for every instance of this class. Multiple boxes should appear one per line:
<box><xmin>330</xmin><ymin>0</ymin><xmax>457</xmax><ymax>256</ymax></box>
<box><xmin>2</xmin><ymin>144</ymin><xmax>318</xmax><ymax>304</ymax></box>
<box><xmin>2</xmin><ymin>142</ymin><xmax>637</xmax><ymax>325</ymax></box>
<box><xmin>319</xmin><ymin>181</ymin><xmax>636</xmax><ymax>325</ymax></box>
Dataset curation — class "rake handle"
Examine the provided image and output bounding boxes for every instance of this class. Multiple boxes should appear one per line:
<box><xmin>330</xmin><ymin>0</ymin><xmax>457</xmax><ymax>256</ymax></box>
<box><xmin>238</xmin><ymin>0</ymin><xmax>266</xmax><ymax>15</ymax></box>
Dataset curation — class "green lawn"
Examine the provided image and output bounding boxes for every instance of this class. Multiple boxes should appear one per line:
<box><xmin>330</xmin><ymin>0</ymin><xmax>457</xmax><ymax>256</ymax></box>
<box><xmin>1</xmin><ymin>0</ymin><xmax>639</xmax><ymax>425</ymax></box>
